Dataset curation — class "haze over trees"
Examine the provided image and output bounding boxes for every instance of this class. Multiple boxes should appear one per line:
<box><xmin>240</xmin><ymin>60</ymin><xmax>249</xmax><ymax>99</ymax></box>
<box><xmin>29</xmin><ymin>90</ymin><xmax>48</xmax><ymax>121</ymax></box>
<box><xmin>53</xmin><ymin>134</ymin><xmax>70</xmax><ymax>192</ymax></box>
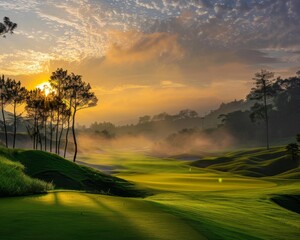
<box><xmin>82</xmin><ymin>70</ymin><xmax>300</xmax><ymax>151</ymax></box>
<box><xmin>27</xmin><ymin>69</ymin><xmax>98</xmax><ymax>162</ymax></box>
<box><xmin>248</xmin><ymin>70</ymin><xmax>275</xmax><ymax>149</ymax></box>
<box><xmin>219</xmin><ymin>71</ymin><xmax>300</xmax><ymax>146</ymax></box>
<box><xmin>0</xmin><ymin>17</ymin><xmax>98</xmax><ymax>162</ymax></box>
<box><xmin>0</xmin><ymin>70</ymin><xmax>97</xmax><ymax>162</ymax></box>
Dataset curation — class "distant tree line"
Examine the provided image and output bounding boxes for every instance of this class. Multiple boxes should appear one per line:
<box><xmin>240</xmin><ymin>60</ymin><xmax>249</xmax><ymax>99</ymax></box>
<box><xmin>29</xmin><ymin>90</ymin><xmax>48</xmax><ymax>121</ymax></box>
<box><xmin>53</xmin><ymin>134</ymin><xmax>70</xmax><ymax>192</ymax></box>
<box><xmin>0</xmin><ymin>69</ymin><xmax>98</xmax><ymax>162</ymax></box>
<box><xmin>84</xmin><ymin>109</ymin><xmax>201</xmax><ymax>138</ymax></box>
<box><xmin>220</xmin><ymin>70</ymin><xmax>300</xmax><ymax>148</ymax></box>
<box><xmin>138</xmin><ymin>109</ymin><xmax>199</xmax><ymax>124</ymax></box>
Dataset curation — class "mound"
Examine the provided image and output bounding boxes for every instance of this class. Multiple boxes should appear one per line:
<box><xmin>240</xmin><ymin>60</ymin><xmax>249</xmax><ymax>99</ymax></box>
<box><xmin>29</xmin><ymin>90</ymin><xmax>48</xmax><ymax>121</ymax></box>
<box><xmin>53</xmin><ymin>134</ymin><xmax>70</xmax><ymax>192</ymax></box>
<box><xmin>0</xmin><ymin>148</ymin><xmax>148</xmax><ymax>197</ymax></box>
<box><xmin>191</xmin><ymin>147</ymin><xmax>300</xmax><ymax>178</ymax></box>
<box><xmin>271</xmin><ymin>195</ymin><xmax>300</xmax><ymax>214</ymax></box>
<box><xmin>0</xmin><ymin>155</ymin><xmax>52</xmax><ymax>197</ymax></box>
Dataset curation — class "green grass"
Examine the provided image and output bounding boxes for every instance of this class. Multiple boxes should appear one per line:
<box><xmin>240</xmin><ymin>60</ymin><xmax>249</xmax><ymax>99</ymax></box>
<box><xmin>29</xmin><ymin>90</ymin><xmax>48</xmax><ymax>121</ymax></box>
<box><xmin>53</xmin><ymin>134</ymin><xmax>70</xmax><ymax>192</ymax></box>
<box><xmin>0</xmin><ymin>155</ymin><xmax>52</xmax><ymax>196</ymax></box>
<box><xmin>0</xmin><ymin>147</ymin><xmax>147</xmax><ymax>197</ymax></box>
<box><xmin>0</xmin><ymin>192</ymin><xmax>205</xmax><ymax>240</ymax></box>
<box><xmin>0</xmin><ymin>147</ymin><xmax>300</xmax><ymax>239</ymax></box>
<box><xmin>191</xmin><ymin>146</ymin><xmax>300</xmax><ymax>178</ymax></box>
<box><xmin>78</xmin><ymin>148</ymin><xmax>300</xmax><ymax>239</ymax></box>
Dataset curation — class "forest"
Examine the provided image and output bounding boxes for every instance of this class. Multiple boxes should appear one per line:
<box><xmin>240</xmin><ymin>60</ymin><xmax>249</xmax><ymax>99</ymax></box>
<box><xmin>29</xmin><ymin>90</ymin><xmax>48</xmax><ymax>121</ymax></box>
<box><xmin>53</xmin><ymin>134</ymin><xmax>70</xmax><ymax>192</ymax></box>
<box><xmin>81</xmin><ymin>70</ymin><xmax>300</xmax><ymax>150</ymax></box>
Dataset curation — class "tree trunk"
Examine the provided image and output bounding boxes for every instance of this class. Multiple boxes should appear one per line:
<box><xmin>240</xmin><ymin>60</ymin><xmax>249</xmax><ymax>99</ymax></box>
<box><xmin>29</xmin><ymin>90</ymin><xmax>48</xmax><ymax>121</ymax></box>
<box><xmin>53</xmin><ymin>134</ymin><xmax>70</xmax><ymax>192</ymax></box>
<box><xmin>58</xmin><ymin>122</ymin><xmax>64</xmax><ymax>155</ymax></box>
<box><xmin>33</xmin><ymin>112</ymin><xmax>37</xmax><ymax>150</ymax></box>
<box><xmin>263</xmin><ymin>82</ymin><xmax>270</xmax><ymax>150</ymax></box>
<box><xmin>44</xmin><ymin>116</ymin><xmax>47</xmax><ymax>151</ymax></box>
<box><xmin>55</xmin><ymin>111</ymin><xmax>60</xmax><ymax>154</ymax></box>
<box><xmin>50</xmin><ymin>110</ymin><xmax>53</xmax><ymax>152</ymax></box>
<box><xmin>37</xmin><ymin>121</ymin><xmax>42</xmax><ymax>150</ymax></box>
<box><xmin>36</xmin><ymin>121</ymin><xmax>39</xmax><ymax>150</ymax></box>
<box><xmin>64</xmin><ymin>99</ymin><xmax>72</xmax><ymax>158</ymax></box>
<box><xmin>72</xmin><ymin>108</ymin><xmax>77</xmax><ymax>162</ymax></box>
<box><xmin>1</xmin><ymin>98</ymin><xmax>8</xmax><ymax>148</ymax></box>
<box><xmin>13</xmin><ymin>102</ymin><xmax>17</xmax><ymax>148</ymax></box>
<box><xmin>64</xmin><ymin>112</ymin><xmax>71</xmax><ymax>158</ymax></box>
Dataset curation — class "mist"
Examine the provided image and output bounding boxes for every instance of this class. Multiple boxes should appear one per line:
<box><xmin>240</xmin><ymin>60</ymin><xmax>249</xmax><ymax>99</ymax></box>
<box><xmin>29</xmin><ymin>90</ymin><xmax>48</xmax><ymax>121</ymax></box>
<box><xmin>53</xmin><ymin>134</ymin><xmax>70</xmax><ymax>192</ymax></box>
<box><xmin>75</xmin><ymin>128</ymin><xmax>235</xmax><ymax>158</ymax></box>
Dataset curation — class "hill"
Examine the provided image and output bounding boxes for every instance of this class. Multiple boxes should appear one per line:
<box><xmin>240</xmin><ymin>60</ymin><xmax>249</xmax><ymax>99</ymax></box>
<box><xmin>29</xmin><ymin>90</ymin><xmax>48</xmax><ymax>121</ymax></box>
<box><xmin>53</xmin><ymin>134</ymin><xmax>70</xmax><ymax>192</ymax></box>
<box><xmin>0</xmin><ymin>147</ymin><xmax>147</xmax><ymax>197</ymax></box>
<box><xmin>190</xmin><ymin>147</ymin><xmax>300</xmax><ymax>178</ymax></box>
<box><xmin>0</xmin><ymin>154</ymin><xmax>52</xmax><ymax>197</ymax></box>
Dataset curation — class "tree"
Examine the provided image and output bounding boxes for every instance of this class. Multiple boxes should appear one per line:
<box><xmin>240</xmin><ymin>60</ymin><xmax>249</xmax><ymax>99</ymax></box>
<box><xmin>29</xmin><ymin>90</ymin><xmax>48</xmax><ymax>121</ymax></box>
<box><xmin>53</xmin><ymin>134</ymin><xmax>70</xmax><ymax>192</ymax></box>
<box><xmin>0</xmin><ymin>75</ymin><xmax>9</xmax><ymax>147</ymax></box>
<box><xmin>47</xmin><ymin>93</ymin><xmax>57</xmax><ymax>153</ymax></box>
<box><xmin>49</xmin><ymin>68</ymin><xmax>70</xmax><ymax>154</ymax></box>
<box><xmin>177</xmin><ymin>109</ymin><xmax>198</xmax><ymax>119</ymax></box>
<box><xmin>138</xmin><ymin>115</ymin><xmax>151</xmax><ymax>124</ymax></box>
<box><xmin>49</xmin><ymin>68</ymin><xmax>68</xmax><ymax>154</ymax></box>
<box><xmin>248</xmin><ymin>70</ymin><xmax>276</xmax><ymax>149</ymax></box>
<box><xmin>61</xmin><ymin>74</ymin><xmax>73</xmax><ymax>158</ymax></box>
<box><xmin>152</xmin><ymin>112</ymin><xmax>170</xmax><ymax>121</ymax></box>
<box><xmin>5</xmin><ymin>79</ymin><xmax>27</xmax><ymax>148</ymax></box>
<box><xmin>286</xmin><ymin>143</ymin><xmax>299</xmax><ymax>162</ymax></box>
<box><xmin>0</xmin><ymin>17</ymin><xmax>17</xmax><ymax>38</ymax></box>
<box><xmin>68</xmin><ymin>73</ymin><xmax>98</xmax><ymax>162</ymax></box>
<box><xmin>25</xmin><ymin>89</ymin><xmax>45</xmax><ymax>150</ymax></box>
<box><xmin>297</xmin><ymin>134</ymin><xmax>300</xmax><ymax>145</ymax></box>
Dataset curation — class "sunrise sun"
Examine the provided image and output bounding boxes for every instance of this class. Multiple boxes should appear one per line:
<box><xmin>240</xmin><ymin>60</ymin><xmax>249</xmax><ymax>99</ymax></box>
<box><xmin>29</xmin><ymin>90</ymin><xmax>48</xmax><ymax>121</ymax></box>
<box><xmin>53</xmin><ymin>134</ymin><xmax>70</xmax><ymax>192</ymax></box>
<box><xmin>36</xmin><ymin>81</ymin><xmax>53</xmax><ymax>96</ymax></box>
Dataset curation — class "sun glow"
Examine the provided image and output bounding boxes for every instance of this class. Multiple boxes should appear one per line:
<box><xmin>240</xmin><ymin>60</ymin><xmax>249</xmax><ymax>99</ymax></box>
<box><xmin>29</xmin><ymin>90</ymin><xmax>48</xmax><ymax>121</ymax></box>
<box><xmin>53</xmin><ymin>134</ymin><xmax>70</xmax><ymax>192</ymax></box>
<box><xmin>36</xmin><ymin>82</ymin><xmax>53</xmax><ymax>96</ymax></box>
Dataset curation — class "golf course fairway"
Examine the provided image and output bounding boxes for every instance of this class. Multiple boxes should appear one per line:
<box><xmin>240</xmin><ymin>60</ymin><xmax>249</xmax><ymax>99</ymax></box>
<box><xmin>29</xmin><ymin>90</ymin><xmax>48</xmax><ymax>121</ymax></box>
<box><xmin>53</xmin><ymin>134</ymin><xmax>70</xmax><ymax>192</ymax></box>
<box><xmin>1</xmin><ymin>149</ymin><xmax>299</xmax><ymax>239</ymax></box>
<box><xmin>0</xmin><ymin>191</ymin><xmax>205</xmax><ymax>240</ymax></box>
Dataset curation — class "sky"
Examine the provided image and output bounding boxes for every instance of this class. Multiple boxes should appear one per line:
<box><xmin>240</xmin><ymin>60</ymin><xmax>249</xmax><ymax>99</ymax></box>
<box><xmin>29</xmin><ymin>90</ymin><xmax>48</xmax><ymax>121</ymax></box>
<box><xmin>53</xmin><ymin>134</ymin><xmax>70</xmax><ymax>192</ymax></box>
<box><xmin>0</xmin><ymin>0</ymin><xmax>299</xmax><ymax>125</ymax></box>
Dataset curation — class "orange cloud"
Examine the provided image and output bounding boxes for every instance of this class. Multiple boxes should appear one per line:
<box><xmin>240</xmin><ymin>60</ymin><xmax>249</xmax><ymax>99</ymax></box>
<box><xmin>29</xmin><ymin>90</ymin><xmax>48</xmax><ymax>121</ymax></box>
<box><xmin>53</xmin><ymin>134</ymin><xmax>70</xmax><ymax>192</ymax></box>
<box><xmin>106</xmin><ymin>31</ymin><xmax>184</xmax><ymax>64</ymax></box>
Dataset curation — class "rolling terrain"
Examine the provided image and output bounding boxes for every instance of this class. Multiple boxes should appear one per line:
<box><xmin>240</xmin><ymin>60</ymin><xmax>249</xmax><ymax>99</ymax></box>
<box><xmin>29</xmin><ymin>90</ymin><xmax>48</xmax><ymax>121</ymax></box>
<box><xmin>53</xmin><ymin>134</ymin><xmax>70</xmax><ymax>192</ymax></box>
<box><xmin>0</xmin><ymin>146</ymin><xmax>299</xmax><ymax>239</ymax></box>
<box><xmin>0</xmin><ymin>147</ymin><xmax>146</xmax><ymax>197</ymax></box>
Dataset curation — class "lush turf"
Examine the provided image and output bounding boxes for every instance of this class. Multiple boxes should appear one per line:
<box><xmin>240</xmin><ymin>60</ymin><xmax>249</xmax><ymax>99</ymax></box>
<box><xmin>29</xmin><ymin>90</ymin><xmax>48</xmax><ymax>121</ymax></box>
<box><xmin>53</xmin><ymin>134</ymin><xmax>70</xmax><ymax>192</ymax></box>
<box><xmin>0</xmin><ymin>147</ymin><xmax>299</xmax><ymax>239</ymax></box>
<box><xmin>79</xmin><ymin>149</ymin><xmax>300</xmax><ymax>240</ymax></box>
<box><xmin>0</xmin><ymin>192</ymin><xmax>205</xmax><ymax>240</ymax></box>
<box><xmin>0</xmin><ymin>147</ymin><xmax>147</xmax><ymax>197</ymax></box>
<box><xmin>191</xmin><ymin>146</ymin><xmax>300</xmax><ymax>178</ymax></box>
<box><xmin>0</xmin><ymin>155</ymin><xmax>52</xmax><ymax>196</ymax></box>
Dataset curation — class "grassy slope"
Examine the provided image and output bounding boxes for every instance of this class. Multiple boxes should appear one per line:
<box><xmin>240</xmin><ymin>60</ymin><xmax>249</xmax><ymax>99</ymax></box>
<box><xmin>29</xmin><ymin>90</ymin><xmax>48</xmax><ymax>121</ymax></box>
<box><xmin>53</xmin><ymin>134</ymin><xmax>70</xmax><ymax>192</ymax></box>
<box><xmin>81</xmin><ymin>150</ymin><xmax>300</xmax><ymax>240</ymax></box>
<box><xmin>0</xmin><ymin>148</ymin><xmax>299</xmax><ymax>239</ymax></box>
<box><xmin>0</xmin><ymin>155</ymin><xmax>52</xmax><ymax>196</ymax></box>
<box><xmin>0</xmin><ymin>147</ymin><xmax>146</xmax><ymax>197</ymax></box>
<box><xmin>191</xmin><ymin>147</ymin><xmax>300</xmax><ymax>178</ymax></box>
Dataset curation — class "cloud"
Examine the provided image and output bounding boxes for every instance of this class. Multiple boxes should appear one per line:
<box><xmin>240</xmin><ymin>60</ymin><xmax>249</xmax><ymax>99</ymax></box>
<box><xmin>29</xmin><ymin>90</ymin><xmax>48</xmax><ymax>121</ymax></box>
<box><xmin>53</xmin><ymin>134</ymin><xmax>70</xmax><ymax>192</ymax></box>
<box><xmin>0</xmin><ymin>50</ymin><xmax>54</xmax><ymax>75</ymax></box>
<box><xmin>199</xmin><ymin>0</ymin><xmax>213</xmax><ymax>8</ymax></box>
<box><xmin>1</xmin><ymin>0</ymin><xmax>299</xmax><ymax>124</ymax></box>
<box><xmin>106</xmin><ymin>31</ymin><xmax>184</xmax><ymax>64</ymax></box>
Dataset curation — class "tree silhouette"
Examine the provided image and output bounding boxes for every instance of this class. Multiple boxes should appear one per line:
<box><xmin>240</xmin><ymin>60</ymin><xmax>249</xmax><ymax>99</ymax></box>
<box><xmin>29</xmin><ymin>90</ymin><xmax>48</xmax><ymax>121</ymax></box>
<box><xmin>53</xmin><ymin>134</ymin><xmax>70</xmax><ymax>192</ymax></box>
<box><xmin>286</xmin><ymin>143</ymin><xmax>299</xmax><ymax>162</ymax></box>
<box><xmin>138</xmin><ymin>115</ymin><xmax>151</xmax><ymax>124</ymax></box>
<box><xmin>49</xmin><ymin>68</ymin><xmax>68</xmax><ymax>154</ymax></box>
<box><xmin>297</xmin><ymin>134</ymin><xmax>300</xmax><ymax>145</ymax></box>
<box><xmin>177</xmin><ymin>109</ymin><xmax>198</xmax><ymax>119</ymax></box>
<box><xmin>68</xmin><ymin>73</ymin><xmax>98</xmax><ymax>162</ymax></box>
<box><xmin>0</xmin><ymin>17</ymin><xmax>17</xmax><ymax>38</ymax></box>
<box><xmin>5</xmin><ymin>79</ymin><xmax>27</xmax><ymax>148</ymax></box>
<box><xmin>57</xmin><ymin>102</ymin><xmax>68</xmax><ymax>155</ymax></box>
<box><xmin>248</xmin><ymin>70</ymin><xmax>275</xmax><ymax>149</ymax></box>
<box><xmin>0</xmin><ymin>75</ymin><xmax>9</xmax><ymax>147</ymax></box>
<box><xmin>62</xmin><ymin>74</ymin><xmax>73</xmax><ymax>158</ymax></box>
<box><xmin>45</xmin><ymin>92</ymin><xmax>59</xmax><ymax>153</ymax></box>
<box><xmin>25</xmin><ymin>89</ymin><xmax>45</xmax><ymax>150</ymax></box>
